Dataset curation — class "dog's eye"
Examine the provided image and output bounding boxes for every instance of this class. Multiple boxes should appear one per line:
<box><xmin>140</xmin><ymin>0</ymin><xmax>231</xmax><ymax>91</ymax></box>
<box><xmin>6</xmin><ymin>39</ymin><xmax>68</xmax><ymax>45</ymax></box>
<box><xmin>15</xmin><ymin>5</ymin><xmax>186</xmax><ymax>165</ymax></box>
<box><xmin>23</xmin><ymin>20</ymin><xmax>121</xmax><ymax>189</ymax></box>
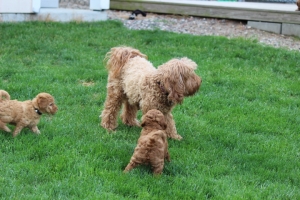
<box><xmin>49</xmin><ymin>103</ymin><xmax>53</xmax><ymax>106</ymax></box>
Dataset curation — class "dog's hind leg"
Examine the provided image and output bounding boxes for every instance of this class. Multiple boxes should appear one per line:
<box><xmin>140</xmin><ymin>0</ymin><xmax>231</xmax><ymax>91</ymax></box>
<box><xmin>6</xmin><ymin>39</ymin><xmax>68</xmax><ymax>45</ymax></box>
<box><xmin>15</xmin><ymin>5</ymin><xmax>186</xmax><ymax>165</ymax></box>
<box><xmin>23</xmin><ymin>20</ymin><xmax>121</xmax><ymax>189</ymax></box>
<box><xmin>120</xmin><ymin>100</ymin><xmax>140</xmax><ymax>127</ymax></box>
<box><xmin>0</xmin><ymin>121</ymin><xmax>11</xmax><ymax>133</ymax></box>
<box><xmin>165</xmin><ymin>113</ymin><xmax>182</xmax><ymax>140</ymax></box>
<box><xmin>100</xmin><ymin>83</ymin><xmax>124</xmax><ymax>131</ymax></box>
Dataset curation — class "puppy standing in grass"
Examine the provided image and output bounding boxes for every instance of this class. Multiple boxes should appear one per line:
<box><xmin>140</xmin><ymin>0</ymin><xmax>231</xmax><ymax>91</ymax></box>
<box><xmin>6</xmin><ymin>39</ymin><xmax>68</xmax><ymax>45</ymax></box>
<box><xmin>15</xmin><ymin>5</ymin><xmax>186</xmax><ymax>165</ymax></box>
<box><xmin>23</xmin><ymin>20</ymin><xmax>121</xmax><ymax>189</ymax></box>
<box><xmin>0</xmin><ymin>90</ymin><xmax>58</xmax><ymax>137</ymax></box>
<box><xmin>100</xmin><ymin>46</ymin><xmax>201</xmax><ymax>140</ymax></box>
<box><xmin>124</xmin><ymin>109</ymin><xmax>170</xmax><ymax>175</ymax></box>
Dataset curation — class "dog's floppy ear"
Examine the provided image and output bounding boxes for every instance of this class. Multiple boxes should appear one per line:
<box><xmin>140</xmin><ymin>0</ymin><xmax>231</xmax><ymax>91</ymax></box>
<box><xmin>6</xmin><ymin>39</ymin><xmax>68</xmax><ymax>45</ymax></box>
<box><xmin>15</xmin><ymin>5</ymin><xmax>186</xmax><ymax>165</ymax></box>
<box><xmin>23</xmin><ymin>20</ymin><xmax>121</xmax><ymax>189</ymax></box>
<box><xmin>180</xmin><ymin>58</ymin><xmax>202</xmax><ymax>97</ymax></box>
<box><xmin>104</xmin><ymin>46</ymin><xmax>148</xmax><ymax>78</ymax></box>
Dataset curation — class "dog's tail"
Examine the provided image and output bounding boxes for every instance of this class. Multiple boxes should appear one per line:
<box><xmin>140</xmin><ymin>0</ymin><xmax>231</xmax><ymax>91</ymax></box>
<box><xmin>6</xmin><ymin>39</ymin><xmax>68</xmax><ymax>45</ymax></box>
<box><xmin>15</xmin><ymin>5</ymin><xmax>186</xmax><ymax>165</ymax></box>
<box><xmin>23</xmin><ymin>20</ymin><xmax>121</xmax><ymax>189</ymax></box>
<box><xmin>0</xmin><ymin>90</ymin><xmax>10</xmax><ymax>101</ymax></box>
<box><xmin>104</xmin><ymin>46</ymin><xmax>148</xmax><ymax>78</ymax></box>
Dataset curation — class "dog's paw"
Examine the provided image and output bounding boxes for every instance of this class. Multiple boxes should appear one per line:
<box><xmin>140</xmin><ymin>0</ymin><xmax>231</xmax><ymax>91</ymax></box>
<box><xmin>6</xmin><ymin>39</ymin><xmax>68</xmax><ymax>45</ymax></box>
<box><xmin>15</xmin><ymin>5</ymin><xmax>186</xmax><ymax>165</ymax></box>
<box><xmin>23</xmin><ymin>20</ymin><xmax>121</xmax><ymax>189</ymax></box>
<box><xmin>100</xmin><ymin>122</ymin><xmax>117</xmax><ymax>131</ymax></box>
<box><xmin>124</xmin><ymin>119</ymin><xmax>140</xmax><ymax>127</ymax></box>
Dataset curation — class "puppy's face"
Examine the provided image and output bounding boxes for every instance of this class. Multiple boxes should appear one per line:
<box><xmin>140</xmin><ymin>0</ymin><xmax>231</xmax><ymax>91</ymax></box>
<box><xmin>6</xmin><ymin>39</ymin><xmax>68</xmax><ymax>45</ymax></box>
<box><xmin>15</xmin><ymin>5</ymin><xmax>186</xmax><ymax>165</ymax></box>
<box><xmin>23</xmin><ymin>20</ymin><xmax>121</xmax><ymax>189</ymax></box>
<box><xmin>35</xmin><ymin>93</ymin><xmax>58</xmax><ymax>115</ymax></box>
<box><xmin>141</xmin><ymin>109</ymin><xmax>167</xmax><ymax>130</ymax></box>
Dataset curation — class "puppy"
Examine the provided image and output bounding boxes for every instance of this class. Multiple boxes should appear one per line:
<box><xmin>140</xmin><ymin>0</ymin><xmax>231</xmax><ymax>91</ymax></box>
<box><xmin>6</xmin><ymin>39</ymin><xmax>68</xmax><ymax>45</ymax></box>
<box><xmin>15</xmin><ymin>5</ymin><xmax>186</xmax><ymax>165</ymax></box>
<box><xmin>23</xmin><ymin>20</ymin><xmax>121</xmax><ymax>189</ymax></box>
<box><xmin>297</xmin><ymin>0</ymin><xmax>300</xmax><ymax>11</ymax></box>
<box><xmin>0</xmin><ymin>90</ymin><xmax>58</xmax><ymax>137</ymax></box>
<box><xmin>124</xmin><ymin>109</ymin><xmax>170</xmax><ymax>175</ymax></box>
<box><xmin>100</xmin><ymin>46</ymin><xmax>202</xmax><ymax>140</ymax></box>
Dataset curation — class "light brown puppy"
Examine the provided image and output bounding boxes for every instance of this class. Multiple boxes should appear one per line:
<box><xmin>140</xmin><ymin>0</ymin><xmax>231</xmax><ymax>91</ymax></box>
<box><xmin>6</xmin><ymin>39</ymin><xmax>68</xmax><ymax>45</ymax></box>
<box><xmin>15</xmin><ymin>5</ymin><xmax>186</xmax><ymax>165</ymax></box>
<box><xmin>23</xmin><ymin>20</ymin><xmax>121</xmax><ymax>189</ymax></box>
<box><xmin>124</xmin><ymin>109</ymin><xmax>170</xmax><ymax>175</ymax></box>
<box><xmin>297</xmin><ymin>0</ymin><xmax>300</xmax><ymax>11</ymax></box>
<box><xmin>100</xmin><ymin>46</ymin><xmax>202</xmax><ymax>140</ymax></box>
<box><xmin>0</xmin><ymin>90</ymin><xmax>58</xmax><ymax>137</ymax></box>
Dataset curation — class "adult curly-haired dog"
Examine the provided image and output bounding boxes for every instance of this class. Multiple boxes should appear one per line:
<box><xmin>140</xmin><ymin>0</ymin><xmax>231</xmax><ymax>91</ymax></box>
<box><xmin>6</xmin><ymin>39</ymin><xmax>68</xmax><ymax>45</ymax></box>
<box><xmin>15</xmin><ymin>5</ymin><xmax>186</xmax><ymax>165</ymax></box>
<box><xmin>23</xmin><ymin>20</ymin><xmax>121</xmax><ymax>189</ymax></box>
<box><xmin>100</xmin><ymin>46</ymin><xmax>202</xmax><ymax>140</ymax></box>
<box><xmin>124</xmin><ymin>109</ymin><xmax>170</xmax><ymax>175</ymax></box>
<box><xmin>0</xmin><ymin>90</ymin><xmax>58</xmax><ymax>137</ymax></box>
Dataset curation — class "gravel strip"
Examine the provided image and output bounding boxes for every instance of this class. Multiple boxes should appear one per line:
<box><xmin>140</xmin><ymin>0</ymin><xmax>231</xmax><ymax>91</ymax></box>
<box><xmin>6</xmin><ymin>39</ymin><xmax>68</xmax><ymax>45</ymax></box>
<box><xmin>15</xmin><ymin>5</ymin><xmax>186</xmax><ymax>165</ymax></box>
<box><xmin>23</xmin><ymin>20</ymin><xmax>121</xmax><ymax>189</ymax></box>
<box><xmin>59</xmin><ymin>2</ymin><xmax>300</xmax><ymax>51</ymax></box>
<box><xmin>107</xmin><ymin>10</ymin><xmax>300</xmax><ymax>51</ymax></box>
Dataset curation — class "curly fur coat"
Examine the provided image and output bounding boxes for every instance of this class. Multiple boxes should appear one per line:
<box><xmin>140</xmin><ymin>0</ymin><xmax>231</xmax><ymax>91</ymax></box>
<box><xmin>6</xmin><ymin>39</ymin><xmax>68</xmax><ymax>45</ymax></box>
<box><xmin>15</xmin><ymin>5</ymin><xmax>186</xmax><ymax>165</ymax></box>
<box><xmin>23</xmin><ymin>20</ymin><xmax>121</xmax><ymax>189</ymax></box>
<box><xmin>100</xmin><ymin>46</ymin><xmax>201</xmax><ymax>140</ymax></box>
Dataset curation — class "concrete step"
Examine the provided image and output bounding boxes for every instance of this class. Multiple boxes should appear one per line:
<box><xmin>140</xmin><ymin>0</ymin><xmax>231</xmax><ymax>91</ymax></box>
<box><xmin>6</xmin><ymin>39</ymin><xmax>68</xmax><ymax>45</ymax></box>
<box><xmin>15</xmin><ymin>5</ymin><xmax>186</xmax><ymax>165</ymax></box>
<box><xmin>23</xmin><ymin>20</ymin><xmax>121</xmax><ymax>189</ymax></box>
<box><xmin>0</xmin><ymin>8</ymin><xmax>107</xmax><ymax>22</ymax></box>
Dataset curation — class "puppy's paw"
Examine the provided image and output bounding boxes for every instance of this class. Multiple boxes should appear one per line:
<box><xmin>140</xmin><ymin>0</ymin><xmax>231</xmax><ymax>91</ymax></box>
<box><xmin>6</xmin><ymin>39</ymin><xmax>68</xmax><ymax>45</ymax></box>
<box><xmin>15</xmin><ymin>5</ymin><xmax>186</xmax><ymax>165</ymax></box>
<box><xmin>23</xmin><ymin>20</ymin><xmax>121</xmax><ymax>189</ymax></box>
<box><xmin>3</xmin><ymin>126</ymin><xmax>12</xmax><ymax>133</ymax></box>
<box><xmin>170</xmin><ymin>134</ymin><xmax>182</xmax><ymax>140</ymax></box>
<box><xmin>31</xmin><ymin>126</ymin><xmax>41</xmax><ymax>134</ymax></box>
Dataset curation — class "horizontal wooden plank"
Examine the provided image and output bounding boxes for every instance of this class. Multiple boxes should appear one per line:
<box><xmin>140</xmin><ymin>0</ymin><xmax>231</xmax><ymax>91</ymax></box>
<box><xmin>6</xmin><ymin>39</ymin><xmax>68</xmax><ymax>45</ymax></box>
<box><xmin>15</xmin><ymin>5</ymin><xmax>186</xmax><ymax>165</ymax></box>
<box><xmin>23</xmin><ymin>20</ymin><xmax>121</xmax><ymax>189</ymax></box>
<box><xmin>110</xmin><ymin>0</ymin><xmax>300</xmax><ymax>24</ymax></box>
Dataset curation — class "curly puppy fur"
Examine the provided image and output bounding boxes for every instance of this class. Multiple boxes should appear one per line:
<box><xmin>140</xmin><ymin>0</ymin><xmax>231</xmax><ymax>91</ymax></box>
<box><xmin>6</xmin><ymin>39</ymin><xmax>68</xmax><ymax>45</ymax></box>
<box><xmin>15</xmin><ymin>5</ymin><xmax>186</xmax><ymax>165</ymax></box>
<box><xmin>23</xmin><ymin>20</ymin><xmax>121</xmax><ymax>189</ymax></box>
<box><xmin>124</xmin><ymin>109</ymin><xmax>170</xmax><ymax>174</ymax></box>
<box><xmin>100</xmin><ymin>46</ymin><xmax>201</xmax><ymax>140</ymax></box>
<box><xmin>0</xmin><ymin>90</ymin><xmax>58</xmax><ymax>137</ymax></box>
<box><xmin>297</xmin><ymin>0</ymin><xmax>300</xmax><ymax>11</ymax></box>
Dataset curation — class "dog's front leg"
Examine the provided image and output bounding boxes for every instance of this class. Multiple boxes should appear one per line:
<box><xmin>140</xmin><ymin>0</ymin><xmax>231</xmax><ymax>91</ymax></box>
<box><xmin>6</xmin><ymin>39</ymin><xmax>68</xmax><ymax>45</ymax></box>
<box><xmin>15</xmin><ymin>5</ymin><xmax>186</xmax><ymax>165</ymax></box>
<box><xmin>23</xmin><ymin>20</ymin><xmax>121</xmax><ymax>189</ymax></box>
<box><xmin>30</xmin><ymin>126</ymin><xmax>41</xmax><ymax>135</ymax></box>
<box><xmin>165</xmin><ymin>113</ymin><xmax>182</xmax><ymax>140</ymax></box>
<box><xmin>12</xmin><ymin>125</ymin><xmax>24</xmax><ymax>137</ymax></box>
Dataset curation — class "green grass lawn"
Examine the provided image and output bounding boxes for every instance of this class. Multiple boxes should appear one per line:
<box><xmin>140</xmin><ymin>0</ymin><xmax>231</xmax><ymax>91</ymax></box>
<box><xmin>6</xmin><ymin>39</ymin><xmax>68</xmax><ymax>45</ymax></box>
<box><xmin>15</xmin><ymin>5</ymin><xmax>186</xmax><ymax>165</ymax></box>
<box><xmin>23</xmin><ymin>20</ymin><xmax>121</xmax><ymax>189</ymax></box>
<box><xmin>0</xmin><ymin>21</ymin><xmax>299</xmax><ymax>199</ymax></box>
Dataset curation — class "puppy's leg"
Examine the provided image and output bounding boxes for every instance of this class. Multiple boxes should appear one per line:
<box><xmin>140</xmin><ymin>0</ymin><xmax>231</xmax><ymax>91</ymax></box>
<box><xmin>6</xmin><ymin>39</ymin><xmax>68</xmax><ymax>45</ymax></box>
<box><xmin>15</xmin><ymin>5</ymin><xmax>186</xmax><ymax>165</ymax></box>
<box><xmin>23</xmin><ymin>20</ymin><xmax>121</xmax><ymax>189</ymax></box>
<box><xmin>120</xmin><ymin>101</ymin><xmax>140</xmax><ymax>127</ymax></box>
<box><xmin>165</xmin><ymin>113</ymin><xmax>182</xmax><ymax>140</ymax></box>
<box><xmin>0</xmin><ymin>121</ymin><xmax>11</xmax><ymax>132</ymax></box>
<box><xmin>12</xmin><ymin>125</ymin><xmax>24</xmax><ymax>137</ymax></box>
<box><xmin>123</xmin><ymin>160</ymin><xmax>139</xmax><ymax>173</ymax></box>
<box><xmin>100</xmin><ymin>83</ymin><xmax>124</xmax><ymax>131</ymax></box>
<box><xmin>30</xmin><ymin>126</ymin><xmax>41</xmax><ymax>135</ymax></box>
<box><xmin>152</xmin><ymin>162</ymin><xmax>164</xmax><ymax>175</ymax></box>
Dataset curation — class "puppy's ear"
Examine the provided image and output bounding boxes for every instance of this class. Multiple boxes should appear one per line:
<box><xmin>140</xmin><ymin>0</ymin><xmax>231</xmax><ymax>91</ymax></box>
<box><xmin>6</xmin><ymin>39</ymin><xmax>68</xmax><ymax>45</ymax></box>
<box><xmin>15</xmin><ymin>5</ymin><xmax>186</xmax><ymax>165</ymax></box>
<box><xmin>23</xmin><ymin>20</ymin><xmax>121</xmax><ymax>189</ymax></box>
<box><xmin>141</xmin><ymin>115</ymin><xmax>149</xmax><ymax>127</ymax></box>
<box><xmin>37</xmin><ymin>95</ymin><xmax>49</xmax><ymax>109</ymax></box>
<box><xmin>157</xmin><ymin>117</ymin><xmax>167</xmax><ymax>130</ymax></box>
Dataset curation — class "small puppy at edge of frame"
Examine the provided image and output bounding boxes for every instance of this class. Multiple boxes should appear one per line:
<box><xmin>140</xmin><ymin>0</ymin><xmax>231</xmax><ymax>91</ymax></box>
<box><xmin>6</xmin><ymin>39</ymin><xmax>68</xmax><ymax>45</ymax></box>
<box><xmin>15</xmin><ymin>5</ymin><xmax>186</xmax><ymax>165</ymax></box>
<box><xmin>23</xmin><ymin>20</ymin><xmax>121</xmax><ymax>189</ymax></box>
<box><xmin>0</xmin><ymin>90</ymin><xmax>58</xmax><ymax>137</ymax></box>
